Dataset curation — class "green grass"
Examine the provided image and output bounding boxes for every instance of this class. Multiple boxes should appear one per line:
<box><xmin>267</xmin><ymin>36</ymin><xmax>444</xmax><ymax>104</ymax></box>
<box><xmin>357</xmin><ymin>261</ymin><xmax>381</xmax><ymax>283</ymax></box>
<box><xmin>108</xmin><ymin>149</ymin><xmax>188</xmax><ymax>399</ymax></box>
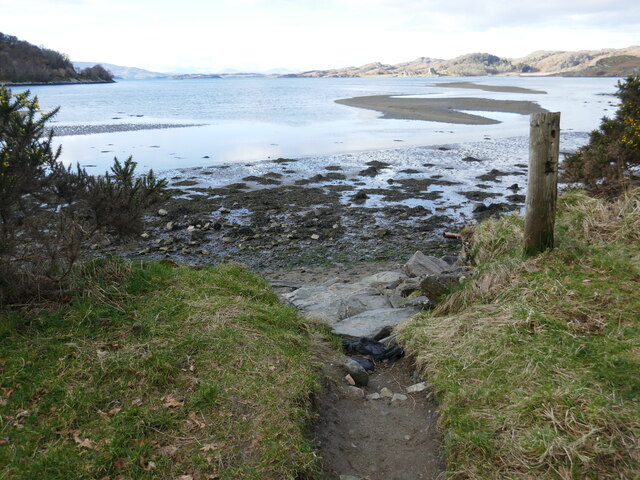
<box><xmin>0</xmin><ymin>260</ymin><xmax>325</xmax><ymax>479</ymax></box>
<box><xmin>398</xmin><ymin>188</ymin><xmax>640</xmax><ymax>479</ymax></box>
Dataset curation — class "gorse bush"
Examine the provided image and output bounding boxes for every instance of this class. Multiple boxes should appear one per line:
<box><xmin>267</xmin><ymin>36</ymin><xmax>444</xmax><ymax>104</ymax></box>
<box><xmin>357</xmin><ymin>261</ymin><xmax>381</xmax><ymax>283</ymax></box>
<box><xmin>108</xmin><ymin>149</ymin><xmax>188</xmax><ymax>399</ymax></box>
<box><xmin>563</xmin><ymin>75</ymin><xmax>640</xmax><ymax>193</ymax></box>
<box><xmin>0</xmin><ymin>86</ymin><xmax>169</xmax><ymax>306</ymax></box>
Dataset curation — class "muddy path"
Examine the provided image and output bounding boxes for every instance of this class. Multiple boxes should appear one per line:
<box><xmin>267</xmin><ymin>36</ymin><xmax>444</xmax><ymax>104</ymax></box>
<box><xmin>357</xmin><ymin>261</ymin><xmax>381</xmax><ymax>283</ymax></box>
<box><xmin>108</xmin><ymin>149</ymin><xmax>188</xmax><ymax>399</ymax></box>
<box><xmin>314</xmin><ymin>344</ymin><xmax>444</xmax><ymax>480</ymax></box>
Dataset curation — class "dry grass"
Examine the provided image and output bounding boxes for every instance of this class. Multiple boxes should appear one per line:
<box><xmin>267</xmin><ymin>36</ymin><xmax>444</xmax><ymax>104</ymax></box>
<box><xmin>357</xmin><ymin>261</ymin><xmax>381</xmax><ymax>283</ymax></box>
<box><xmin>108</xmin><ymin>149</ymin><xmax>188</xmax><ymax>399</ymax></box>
<box><xmin>398</xmin><ymin>188</ymin><xmax>640</xmax><ymax>479</ymax></box>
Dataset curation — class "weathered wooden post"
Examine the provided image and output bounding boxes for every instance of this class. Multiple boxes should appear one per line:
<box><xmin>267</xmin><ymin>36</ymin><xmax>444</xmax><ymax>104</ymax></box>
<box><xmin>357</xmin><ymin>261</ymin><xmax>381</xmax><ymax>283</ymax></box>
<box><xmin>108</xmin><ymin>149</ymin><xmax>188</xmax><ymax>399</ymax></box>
<box><xmin>524</xmin><ymin>112</ymin><xmax>561</xmax><ymax>256</ymax></box>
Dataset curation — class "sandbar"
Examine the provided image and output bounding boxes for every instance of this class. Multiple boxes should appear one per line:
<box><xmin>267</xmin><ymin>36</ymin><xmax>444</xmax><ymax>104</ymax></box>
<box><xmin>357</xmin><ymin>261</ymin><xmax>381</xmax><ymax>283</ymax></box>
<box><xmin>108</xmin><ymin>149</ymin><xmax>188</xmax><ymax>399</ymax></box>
<box><xmin>434</xmin><ymin>81</ymin><xmax>547</xmax><ymax>94</ymax></box>
<box><xmin>335</xmin><ymin>95</ymin><xmax>547</xmax><ymax>125</ymax></box>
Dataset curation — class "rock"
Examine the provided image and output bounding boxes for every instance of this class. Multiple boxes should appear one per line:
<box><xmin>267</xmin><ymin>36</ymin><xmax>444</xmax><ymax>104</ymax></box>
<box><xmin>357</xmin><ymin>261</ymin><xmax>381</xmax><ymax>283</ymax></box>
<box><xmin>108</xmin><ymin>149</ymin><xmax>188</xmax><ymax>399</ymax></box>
<box><xmin>395</xmin><ymin>279</ymin><xmax>422</xmax><ymax>297</ymax></box>
<box><xmin>140</xmin><ymin>232</ymin><xmax>150</xmax><ymax>239</ymax></box>
<box><xmin>380</xmin><ymin>387</ymin><xmax>394</xmax><ymax>398</ymax></box>
<box><xmin>392</xmin><ymin>393</ymin><xmax>408</xmax><ymax>402</ymax></box>
<box><xmin>165</xmin><ymin>221</ymin><xmax>175</xmax><ymax>231</ymax></box>
<box><xmin>366</xmin><ymin>392</ymin><xmax>382</xmax><ymax>400</ymax></box>
<box><xmin>345</xmin><ymin>374</ymin><xmax>356</xmax><ymax>386</ymax></box>
<box><xmin>406</xmin><ymin>382</ymin><xmax>428</xmax><ymax>393</ymax></box>
<box><xmin>331</xmin><ymin>308</ymin><xmax>416</xmax><ymax>339</ymax></box>
<box><xmin>361</xmin><ymin>271</ymin><xmax>407</xmax><ymax>288</ymax></box>
<box><xmin>403</xmin><ymin>296</ymin><xmax>432</xmax><ymax>310</ymax></box>
<box><xmin>358</xmin><ymin>166</ymin><xmax>379</xmax><ymax>177</ymax></box>
<box><xmin>402</xmin><ymin>251</ymin><xmax>449</xmax><ymax>278</ymax></box>
<box><xmin>158</xmin><ymin>208</ymin><xmax>168</xmax><ymax>216</ymax></box>
<box><xmin>310</xmin><ymin>234</ymin><xmax>320</xmax><ymax>240</ymax></box>
<box><xmin>419</xmin><ymin>272</ymin><xmax>463</xmax><ymax>304</ymax></box>
<box><xmin>222</xmin><ymin>236</ymin><xmax>234</xmax><ymax>243</ymax></box>
<box><xmin>342</xmin><ymin>386</ymin><xmax>365</xmax><ymax>399</ymax></box>
<box><xmin>283</xmin><ymin>282</ymin><xmax>392</xmax><ymax>324</ymax></box>
<box><xmin>348</xmin><ymin>356</ymin><xmax>375</xmax><ymax>372</ymax></box>
<box><xmin>343</xmin><ymin>358</ymin><xmax>369</xmax><ymax>386</ymax></box>
<box><xmin>352</xmin><ymin>191</ymin><xmax>368</xmax><ymax>202</ymax></box>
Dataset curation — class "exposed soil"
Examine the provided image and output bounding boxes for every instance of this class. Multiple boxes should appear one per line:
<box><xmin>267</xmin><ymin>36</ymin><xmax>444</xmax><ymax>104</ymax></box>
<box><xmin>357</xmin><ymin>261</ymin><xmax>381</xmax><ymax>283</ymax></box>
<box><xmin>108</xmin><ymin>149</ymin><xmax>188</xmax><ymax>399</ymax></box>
<box><xmin>312</xmin><ymin>334</ymin><xmax>445</xmax><ymax>480</ymax></box>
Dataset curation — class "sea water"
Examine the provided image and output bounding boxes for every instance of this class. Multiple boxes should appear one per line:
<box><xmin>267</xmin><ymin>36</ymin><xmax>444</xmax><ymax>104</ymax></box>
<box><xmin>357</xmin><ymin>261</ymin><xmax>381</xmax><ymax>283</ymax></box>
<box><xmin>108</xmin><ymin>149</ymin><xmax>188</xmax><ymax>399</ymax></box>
<box><xmin>14</xmin><ymin>76</ymin><xmax>620</xmax><ymax>174</ymax></box>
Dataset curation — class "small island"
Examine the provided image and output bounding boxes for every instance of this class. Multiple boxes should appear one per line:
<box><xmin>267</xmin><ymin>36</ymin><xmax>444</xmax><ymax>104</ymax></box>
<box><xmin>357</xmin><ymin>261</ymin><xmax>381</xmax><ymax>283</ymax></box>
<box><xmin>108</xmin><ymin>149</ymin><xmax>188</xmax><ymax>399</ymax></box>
<box><xmin>0</xmin><ymin>32</ymin><xmax>114</xmax><ymax>85</ymax></box>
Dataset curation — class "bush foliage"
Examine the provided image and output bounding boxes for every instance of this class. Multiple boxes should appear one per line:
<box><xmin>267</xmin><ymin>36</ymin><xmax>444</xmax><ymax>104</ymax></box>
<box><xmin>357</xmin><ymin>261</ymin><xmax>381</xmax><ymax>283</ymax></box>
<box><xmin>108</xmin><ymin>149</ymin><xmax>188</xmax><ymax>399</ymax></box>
<box><xmin>0</xmin><ymin>86</ymin><xmax>169</xmax><ymax>306</ymax></box>
<box><xmin>563</xmin><ymin>75</ymin><xmax>640</xmax><ymax>193</ymax></box>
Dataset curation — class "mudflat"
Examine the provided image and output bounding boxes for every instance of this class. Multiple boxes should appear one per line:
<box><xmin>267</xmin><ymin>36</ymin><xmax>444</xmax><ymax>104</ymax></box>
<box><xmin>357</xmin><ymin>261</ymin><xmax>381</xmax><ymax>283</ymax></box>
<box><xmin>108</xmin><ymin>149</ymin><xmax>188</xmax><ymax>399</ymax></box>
<box><xmin>434</xmin><ymin>81</ymin><xmax>547</xmax><ymax>94</ymax></box>
<box><xmin>335</xmin><ymin>95</ymin><xmax>547</xmax><ymax>125</ymax></box>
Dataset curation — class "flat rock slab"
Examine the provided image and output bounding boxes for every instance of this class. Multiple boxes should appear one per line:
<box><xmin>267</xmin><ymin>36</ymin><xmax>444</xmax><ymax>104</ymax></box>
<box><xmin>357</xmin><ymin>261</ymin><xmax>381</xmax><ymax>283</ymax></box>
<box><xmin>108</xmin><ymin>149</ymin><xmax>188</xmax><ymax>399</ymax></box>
<box><xmin>332</xmin><ymin>307</ymin><xmax>417</xmax><ymax>338</ymax></box>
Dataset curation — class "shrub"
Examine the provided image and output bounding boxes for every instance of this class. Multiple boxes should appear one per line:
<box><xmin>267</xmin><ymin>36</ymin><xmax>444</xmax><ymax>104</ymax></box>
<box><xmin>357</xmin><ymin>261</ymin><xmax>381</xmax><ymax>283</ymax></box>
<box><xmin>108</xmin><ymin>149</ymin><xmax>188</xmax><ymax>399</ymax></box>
<box><xmin>563</xmin><ymin>75</ymin><xmax>640</xmax><ymax>193</ymax></box>
<box><xmin>0</xmin><ymin>86</ymin><xmax>169</xmax><ymax>306</ymax></box>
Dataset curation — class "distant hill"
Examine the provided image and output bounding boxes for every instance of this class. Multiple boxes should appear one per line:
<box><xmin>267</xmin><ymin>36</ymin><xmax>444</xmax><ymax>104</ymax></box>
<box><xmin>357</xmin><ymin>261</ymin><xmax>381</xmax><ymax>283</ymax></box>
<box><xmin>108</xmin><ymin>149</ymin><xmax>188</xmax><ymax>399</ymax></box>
<box><xmin>73</xmin><ymin>62</ymin><xmax>170</xmax><ymax>80</ymax></box>
<box><xmin>283</xmin><ymin>46</ymin><xmax>640</xmax><ymax>78</ymax></box>
<box><xmin>0</xmin><ymin>33</ymin><xmax>114</xmax><ymax>84</ymax></box>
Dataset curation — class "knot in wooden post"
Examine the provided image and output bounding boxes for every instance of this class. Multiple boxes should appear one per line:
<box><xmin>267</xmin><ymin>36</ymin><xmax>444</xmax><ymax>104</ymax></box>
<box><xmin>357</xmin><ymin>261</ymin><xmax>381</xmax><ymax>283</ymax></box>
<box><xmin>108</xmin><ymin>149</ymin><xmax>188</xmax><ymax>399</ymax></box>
<box><xmin>524</xmin><ymin>111</ymin><xmax>561</xmax><ymax>256</ymax></box>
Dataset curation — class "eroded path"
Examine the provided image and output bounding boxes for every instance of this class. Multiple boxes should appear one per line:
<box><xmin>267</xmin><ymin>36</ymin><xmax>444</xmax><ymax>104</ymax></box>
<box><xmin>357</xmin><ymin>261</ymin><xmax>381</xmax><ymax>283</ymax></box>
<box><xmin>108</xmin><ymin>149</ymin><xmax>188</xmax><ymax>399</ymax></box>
<box><xmin>268</xmin><ymin>257</ymin><xmax>454</xmax><ymax>479</ymax></box>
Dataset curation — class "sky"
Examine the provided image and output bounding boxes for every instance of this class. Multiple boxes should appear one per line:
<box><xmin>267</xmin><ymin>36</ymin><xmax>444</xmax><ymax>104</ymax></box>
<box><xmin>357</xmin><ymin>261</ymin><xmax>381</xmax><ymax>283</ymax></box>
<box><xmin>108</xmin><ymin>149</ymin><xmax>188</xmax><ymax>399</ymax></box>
<box><xmin>1</xmin><ymin>0</ymin><xmax>639</xmax><ymax>73</ymax></box>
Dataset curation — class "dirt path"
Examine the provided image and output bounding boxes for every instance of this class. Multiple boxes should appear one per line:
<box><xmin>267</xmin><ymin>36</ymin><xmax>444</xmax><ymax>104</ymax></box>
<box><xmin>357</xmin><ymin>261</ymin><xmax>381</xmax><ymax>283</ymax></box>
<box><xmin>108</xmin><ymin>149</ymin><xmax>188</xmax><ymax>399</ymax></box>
<box><xmin>269</xmin><ymin>262</ymin><xmax>446</xmax><ymax>479</ymax></box>
<box><xmin>314</xmin><ymin>345</ymin><xmax>445</xmax><ymax>480</ymax></box>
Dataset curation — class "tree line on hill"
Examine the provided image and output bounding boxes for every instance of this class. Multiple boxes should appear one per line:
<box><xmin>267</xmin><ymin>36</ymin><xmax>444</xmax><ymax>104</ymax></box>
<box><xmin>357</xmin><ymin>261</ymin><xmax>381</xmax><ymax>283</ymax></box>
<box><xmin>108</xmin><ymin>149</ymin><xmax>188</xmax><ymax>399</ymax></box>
<box><xmin>0</xmin><ymin>32</ymin><xmax>114</xmax><ymax>84</ymax></box>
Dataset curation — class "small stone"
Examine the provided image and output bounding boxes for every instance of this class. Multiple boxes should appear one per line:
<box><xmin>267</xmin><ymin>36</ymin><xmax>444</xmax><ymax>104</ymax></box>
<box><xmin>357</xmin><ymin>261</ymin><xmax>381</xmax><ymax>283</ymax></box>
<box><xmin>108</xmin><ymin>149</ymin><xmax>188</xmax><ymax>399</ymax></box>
<box><xmin>345</xmin><ymin>374</ymin><xmax>356</xmax><ymax>386</ymax></box>
<box><xmin>406</xmin><ymin>382</ymin><xmax>428</xmax><ymax>393</ymax></box>
<box><xmin>165</xmin><ymin>221</ymin><xmax>174</xmax><ymax>231</ymax></box>
<box><xmin>187</xmin><ymin>225</ymin><xmax>195</xmax><ymax>232</ymax></box>
<box><xmin>140</xmin><ymin>232</ymin><xmax>150</xmax><ymax>239</ymax></box>
<box><xmin>380</xmin><ymin>387</ymin><xmax>393</xmax><ymax>398</ymax></box>
<box><xmin>366</xmin><ymin>393</ymin><xmax>382</xmax><ymax>400</ymax></box>
<box><xmin>158</xmin><ymin>208</ymin><xmax>168</xmax><ymax>216</ymax></box>
<box><xmin>404</xmin><ymin>435</ymin><xmax>412</xmax><ymax>441</ymax></box>
<box><xmin>343</xmin><ymin>358</ymin><xmax>369</xmax><ymax>386</ymax></box>
<box><xmin>342</xmin><ymin>386</ymin><xmax>365</xmax><ymax>399</ymax></box>
<box><xmin>311</xmin><ymin>234</ymin><xmax>320</xmax><ymax>240</ymax></box>
<box><xmin>219</xmin><ymin>207</ymin><xmax>230</xmax><ymax>214</ymax></box>
<box><xmin>200</xmin><ymin>249</ymin><xmax>209</xmax><ymax>255</ymax></box>
<box><xmin>222</xmin><ymin>236</ymin><xmax>233</xmax><ymax>243</ymax></box>
<box><xmin>138</xmin><ymin>247</ymin><xmax>150</xmax><ymax>255</ymax></box>
<box><xmin>392</xmin><ymin>393</ymin><xmax>408</xmax><ymax>402</ymax></box>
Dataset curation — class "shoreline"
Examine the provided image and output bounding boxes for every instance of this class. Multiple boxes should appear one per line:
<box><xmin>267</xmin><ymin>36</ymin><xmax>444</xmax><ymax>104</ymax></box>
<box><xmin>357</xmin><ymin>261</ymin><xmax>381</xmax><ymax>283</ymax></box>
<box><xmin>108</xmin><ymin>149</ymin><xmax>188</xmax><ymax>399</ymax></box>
<box><xmin>335</xmin><ymin>95</ymin><xmax>548</xmax><ymax>125</ymax></box>
<box><xmin>87</xmin><ymin>132</ymin><xmax>590</xmax><ymax>271</ymax></box>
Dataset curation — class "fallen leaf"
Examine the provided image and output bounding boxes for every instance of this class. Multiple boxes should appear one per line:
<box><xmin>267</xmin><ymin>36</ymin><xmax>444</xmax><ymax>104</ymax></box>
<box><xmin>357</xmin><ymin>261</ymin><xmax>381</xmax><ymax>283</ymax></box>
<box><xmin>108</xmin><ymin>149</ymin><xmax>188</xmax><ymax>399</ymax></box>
<box><xmin>73</xmin><ymin>433</ymin><xmax>97</xmax><ymax>450</ymax></box>
<box><xmin>113</xmin><ymin>458</ymin><xmax>127</xmax><ymax>470</ymax></box>
<box><xmin>161</xmin><ymin>394</ymin><xmax>183</xmax><ymax>408</ymax></box>
<box><xmin>200</xmin><ymin>443</ymin><xmax>223</xmax><ymax>452</ymax></box>
<box><xmin>108</xmin><ymin>407</ymin><xmax>122</xmax><ymax>416</ymax></box>
<box><xmin>188</xmin><ymin>411</ymin><xmax>206</xmax><ymax>428</ymax></box>
<box><xmin>139</xmin><ymin>458</ymin><xmax>156</xmax><ymax>470</ymax></box>
<box><xmin>132</xmin><ymin>398</ymin><xmax>144</xmax><ymax>406</ymax></box>
<box><xmin>1</xmin><ymin>387</ymin><xmax>14</xmax><ymax>398</ymax></box>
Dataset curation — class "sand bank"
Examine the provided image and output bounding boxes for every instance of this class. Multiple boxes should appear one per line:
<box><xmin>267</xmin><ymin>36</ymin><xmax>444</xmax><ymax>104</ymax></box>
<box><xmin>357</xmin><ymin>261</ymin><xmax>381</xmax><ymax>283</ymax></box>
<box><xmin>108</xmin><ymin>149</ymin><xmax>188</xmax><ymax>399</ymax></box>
<box><xmin>434</xmin><ymin>81</ymin><xmax>547</xmax><ymax>94</ymax></box>
<box><xmin>335</xmin><ymin>95</ymin><xmax>547</xmax><ymax>125</ymax></box>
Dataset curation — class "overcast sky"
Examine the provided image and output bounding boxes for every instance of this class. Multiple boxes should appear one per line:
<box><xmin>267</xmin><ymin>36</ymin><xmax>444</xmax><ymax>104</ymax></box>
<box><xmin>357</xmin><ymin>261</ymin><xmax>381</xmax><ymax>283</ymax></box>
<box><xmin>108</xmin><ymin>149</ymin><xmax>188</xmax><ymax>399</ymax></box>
<box><xmin>1</xmin><ymin>0</ymin><xmax>639</xmax><ymax>73</ymax></box>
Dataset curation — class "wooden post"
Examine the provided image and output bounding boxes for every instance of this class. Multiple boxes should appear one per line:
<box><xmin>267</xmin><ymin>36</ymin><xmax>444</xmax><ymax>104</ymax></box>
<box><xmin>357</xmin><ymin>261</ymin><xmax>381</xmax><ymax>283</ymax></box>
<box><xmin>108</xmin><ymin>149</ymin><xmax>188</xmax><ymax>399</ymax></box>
<box><xmin>524</xmin><ymin>112</ymin><xmax>561</xmax><ymax>256</ymax></box>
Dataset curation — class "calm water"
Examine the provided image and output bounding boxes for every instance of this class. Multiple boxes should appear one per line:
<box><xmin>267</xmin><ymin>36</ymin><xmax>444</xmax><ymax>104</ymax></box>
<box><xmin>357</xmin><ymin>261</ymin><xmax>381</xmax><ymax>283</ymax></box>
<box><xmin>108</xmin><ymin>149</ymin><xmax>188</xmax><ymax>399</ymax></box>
<box><xmin>16</xmin><ymin>76</ymin><xmax>620</xmax><ymax>173</ymax></box>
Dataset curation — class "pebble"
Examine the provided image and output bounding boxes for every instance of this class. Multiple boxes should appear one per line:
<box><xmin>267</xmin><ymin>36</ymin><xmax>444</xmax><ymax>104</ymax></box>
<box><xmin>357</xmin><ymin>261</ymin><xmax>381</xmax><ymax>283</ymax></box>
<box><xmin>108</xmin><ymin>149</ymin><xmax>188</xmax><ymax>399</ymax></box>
<box><xmin>380</xmin><ymin>387</ymin><xmax>393</xmax><ymax>398</ymax></box>
<box><xmin>222</xmin><ymin>236</ymin><xmax>233</xmax><ymax>243</ymax></box>
<box><xmin>406</xmin><ymin>381</ymin><xmax>428</xmax><ymax>393</ymax></box>
<box><xmin>311</xmin><ymin>234</ymin><xmax>320</xmax><ymax>240</ymax></box>
<box><xmin>392</xmin><ymin>393</ymin><xmax>408</xmax><ymax>402</ymax></box>
<box><xmin>158</xmin><ymin>208</ymin><xmax>168</xmax><ymax>216</ymax></box>
<box><xmin>366</xmin><ymin>393</ymin><xmax>381</xmax><ymax>400</ymax></box>
<box><xmin>343</xmin><ymin>358</ymin><xmax>369</xmax><ymax>386</ymax></box>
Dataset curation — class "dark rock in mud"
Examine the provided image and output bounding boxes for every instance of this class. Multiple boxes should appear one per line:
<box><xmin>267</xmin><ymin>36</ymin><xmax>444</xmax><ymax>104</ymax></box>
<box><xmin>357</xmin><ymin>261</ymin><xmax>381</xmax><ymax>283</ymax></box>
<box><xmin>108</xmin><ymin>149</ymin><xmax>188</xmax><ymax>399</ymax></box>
<box><xmin>352</xmin><ymin>191</ymin><xmax>369</xmax><ymax>203</ymax></box>
<box><xmin>506</xmin><ymin>194</ymin><xmax>526</xmax><ymax>203</ymax></box>
<box><xmin>358</xmin><ymin>166</ymin><xmax>380</xmax><ymax>177</ymax></box>
<box><xmin>399</xmin><ymin>168</ymin><xmax>421</xmax><ymax>174</ymax></box>
<box><xmin>458</xmin><ymin>190</ymin><xmax>502</xmax><ymax>201</ymax></box>
<box><xmin>365</xmin><ymin>160</ymin><xmax>391</xmax><ymax>168</ymax></box>
<box><xmin>242</xmin><ymin>175</ymin><xmax>281</xmax><ymax>185</ymax></box>
<box><xmin>461</xmin><ymin>156</ymin><xmax>482</xmax><ymax>162</ymax></box>
<box><xmin>476</xmin><ymin>169</ymin><xmax>512</xmax><ymax>182</ymax></box>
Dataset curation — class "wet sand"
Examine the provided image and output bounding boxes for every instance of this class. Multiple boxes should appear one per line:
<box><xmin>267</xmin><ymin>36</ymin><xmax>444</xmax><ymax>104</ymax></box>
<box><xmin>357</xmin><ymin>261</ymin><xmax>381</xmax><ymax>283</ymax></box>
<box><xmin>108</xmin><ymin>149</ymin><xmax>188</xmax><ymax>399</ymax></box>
<box><xmin>434</xmin><ymin>81</ymin><xmax>547</xmax><ymax>94</ymax></box>
<box><xmin>335</xmin><ymin>95</ymin><xmax>547</xmax><ymax>125</ymax></box>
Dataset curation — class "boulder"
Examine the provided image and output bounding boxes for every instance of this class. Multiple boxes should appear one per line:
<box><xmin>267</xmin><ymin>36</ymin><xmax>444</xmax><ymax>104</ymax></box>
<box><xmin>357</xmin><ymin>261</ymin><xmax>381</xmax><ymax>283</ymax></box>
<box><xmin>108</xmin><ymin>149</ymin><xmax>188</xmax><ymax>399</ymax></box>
<box><xmin>402</xmin><ymin>251</ymin><xmax>449</xmax><ymax>278</ymax></box>
<box><xmin>360</xmin><ymin>271</ymin><xmax>407</xmax><ymax>288</ymax></box>
<box><xmin>419</xmin><ymin>272</ymin><xmax>464</xmax><ymax>304</ymax></box>
<box><xmin>332</xmin><ymin>308</ymin><xmax>417</xmax><ymax>338</ymax></box>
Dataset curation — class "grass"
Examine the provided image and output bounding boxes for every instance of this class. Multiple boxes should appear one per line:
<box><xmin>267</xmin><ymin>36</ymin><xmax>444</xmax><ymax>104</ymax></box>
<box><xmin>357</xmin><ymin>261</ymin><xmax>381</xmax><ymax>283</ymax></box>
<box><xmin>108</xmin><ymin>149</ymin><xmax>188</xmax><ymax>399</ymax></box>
<box><xmin>0</xmin><ymin>260</ymin><xmax>326</xmax><ymax>479</ymax></box>
<box><xmin>397</xmin><ymin>188</ymin><xmax>640</xmax><ymax>479</ymax></box>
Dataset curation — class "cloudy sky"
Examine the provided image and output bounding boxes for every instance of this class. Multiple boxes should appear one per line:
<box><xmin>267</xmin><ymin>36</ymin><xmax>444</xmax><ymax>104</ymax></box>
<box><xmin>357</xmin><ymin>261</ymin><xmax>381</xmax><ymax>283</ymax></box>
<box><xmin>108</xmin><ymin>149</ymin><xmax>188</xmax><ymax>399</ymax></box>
<box><xmin>1</xmin><ymin>0</ymin><xmax>638</xmax><ymax>73</ymax></box>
